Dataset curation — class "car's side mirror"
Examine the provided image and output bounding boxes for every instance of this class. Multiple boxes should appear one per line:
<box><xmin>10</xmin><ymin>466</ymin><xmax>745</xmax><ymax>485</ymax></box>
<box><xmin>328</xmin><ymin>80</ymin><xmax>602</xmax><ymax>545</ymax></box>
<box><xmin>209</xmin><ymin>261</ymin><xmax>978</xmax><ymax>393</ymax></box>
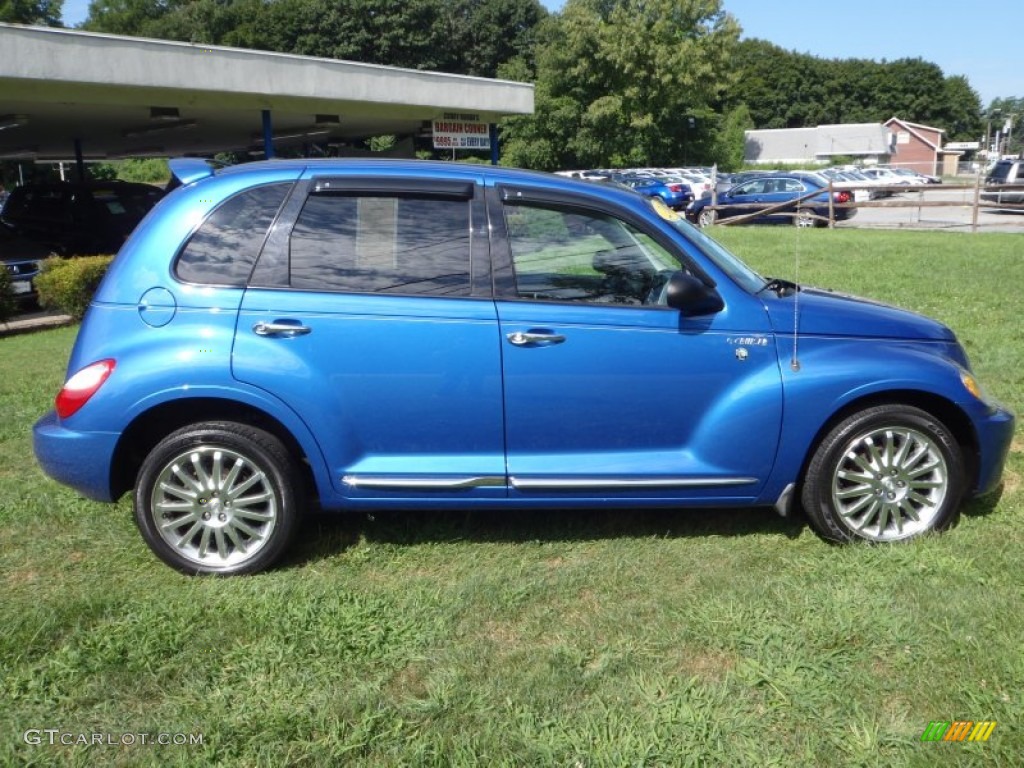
<box><xmin>666</xmin><ymin>271</ymin><xmax>724</xmax><ymax>317</ymax></box>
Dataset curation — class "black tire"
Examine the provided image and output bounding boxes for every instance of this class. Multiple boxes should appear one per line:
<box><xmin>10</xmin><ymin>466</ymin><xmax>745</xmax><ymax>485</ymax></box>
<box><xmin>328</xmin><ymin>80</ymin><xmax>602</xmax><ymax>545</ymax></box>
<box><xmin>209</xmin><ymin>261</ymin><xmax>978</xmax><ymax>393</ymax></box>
<box><xmin>801</xmin><ymin>405</ymin><xmax>964</xmax><ymax>543</ymax></box>
<box><xmin>134</xmin><ymin>421</ymin><xmax>302</xmax><ymax>575</ymax></box>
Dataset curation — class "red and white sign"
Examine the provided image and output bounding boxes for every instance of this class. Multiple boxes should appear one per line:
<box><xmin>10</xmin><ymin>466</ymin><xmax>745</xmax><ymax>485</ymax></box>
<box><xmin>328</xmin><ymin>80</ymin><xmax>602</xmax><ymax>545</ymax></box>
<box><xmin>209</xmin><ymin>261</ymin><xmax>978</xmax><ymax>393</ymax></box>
<box><xmin>432</xmin><ymin>113</ymin><xmax>490</xmax><ymax>150</ymax></box>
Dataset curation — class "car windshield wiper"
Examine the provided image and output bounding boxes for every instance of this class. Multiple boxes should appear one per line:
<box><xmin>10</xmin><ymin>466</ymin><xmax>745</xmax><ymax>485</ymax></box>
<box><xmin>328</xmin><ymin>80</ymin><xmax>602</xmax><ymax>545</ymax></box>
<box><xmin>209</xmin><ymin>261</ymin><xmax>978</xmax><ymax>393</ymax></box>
<box><xmin>756</xmin><ymin>276</ymin><xmax>800</xmax><ymax>297</ymax></box>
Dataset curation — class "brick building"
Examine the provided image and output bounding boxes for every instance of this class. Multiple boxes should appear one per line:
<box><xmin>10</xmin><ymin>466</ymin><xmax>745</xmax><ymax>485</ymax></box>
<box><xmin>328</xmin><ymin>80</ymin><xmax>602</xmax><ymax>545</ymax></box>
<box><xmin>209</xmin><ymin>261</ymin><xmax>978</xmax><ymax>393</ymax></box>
<box><xmin>884</xmin><ymin>117</ymin><xmax>949</xmax><ymax>176</ymax></box>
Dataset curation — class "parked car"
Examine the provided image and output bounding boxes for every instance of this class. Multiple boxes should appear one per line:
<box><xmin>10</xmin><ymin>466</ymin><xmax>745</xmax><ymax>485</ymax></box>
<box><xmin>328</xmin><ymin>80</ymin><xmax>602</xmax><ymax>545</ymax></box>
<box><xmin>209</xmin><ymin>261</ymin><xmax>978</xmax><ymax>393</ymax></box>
<box><xmin>981</xmin><ymin>158</ymin><xmax>1024</xmax><ymax>208</ymax></box>
<box><xmin>666</xmin><ymin>172</ymin><xmax>713</xmax><ymax>200</ymax></box>
<box><xmin>816</xmin><ymin>169</ymin><xmax>875</xmax><ymax>202</ymax></box>
<box><xmin>0</xmin><ymin>181</ymin><xmax>164</xmax><ymax>255</ymax></box>
<box><xmin>688</xmin><ymin>172</ymin><xmax>856</xmax><ymax>227</ymax></box>
<box><xmin>857</xmin><ymin>167</ymin><xmax>920</xmax><ymax>196</ymax></box>
<box><xmin>881</xmin><ymin>167</ymin><xmax>941</xmax><ymax>184</ymax></box>
<box><xmin>616</xmin><ymin>175</ymin><xmax>694</xmax><ymax>210</ymax></box>
<box><xmin>33</xmin><ymin>158</ymin><xmax>1013</xmax><ymax>574</ymax></box>
<box><xmin>0</xmin><ymin>225</ymin><xmax>51</xmax><ymax>306</ymax></box>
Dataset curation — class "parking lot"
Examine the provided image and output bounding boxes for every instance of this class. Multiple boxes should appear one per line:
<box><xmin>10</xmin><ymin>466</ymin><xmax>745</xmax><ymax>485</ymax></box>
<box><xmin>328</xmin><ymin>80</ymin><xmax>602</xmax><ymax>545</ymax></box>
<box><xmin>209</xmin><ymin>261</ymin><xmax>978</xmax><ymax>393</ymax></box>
<box><xmin>839</xmin><ymin>185</ymin><xmax>1024</xmax><ymax>233</ymax></box>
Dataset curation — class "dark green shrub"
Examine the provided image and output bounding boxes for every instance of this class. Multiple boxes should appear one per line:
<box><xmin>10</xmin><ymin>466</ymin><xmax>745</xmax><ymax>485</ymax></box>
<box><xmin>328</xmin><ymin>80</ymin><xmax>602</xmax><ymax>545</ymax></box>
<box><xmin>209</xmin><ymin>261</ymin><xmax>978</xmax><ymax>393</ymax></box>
<box><xmin>34</xmin><ymin>255</ymin><xmax>115</xmax><ymax>320</ymax></box>
<box><xmin>0</xmin><ymin>267</ymin><xmax>15</xmax><ymax>324</ymax></box>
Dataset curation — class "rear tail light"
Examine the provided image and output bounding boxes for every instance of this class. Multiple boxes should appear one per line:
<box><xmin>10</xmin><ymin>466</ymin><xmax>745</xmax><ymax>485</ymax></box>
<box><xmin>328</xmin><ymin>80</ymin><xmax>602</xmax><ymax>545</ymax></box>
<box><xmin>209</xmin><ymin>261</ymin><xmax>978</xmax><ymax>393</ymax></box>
<box><xmin>836</xmin><ymin>191</ymin><xmax>852</xmax><ymax>204</ymax></box>
<box><xmin>667</xmin><ymin>184</ymin><xmax>684</xmax><ymax>193</ymax></box>
<box><xmin>55</xmin><ymin>359</ymin><xmax>116</xmax><ymax>419</ymax></box>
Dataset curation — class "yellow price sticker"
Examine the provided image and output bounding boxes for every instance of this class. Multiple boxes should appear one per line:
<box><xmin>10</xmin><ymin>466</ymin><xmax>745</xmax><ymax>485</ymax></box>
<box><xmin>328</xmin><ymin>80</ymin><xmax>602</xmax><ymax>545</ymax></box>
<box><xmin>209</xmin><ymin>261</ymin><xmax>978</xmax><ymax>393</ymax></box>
<box><xmin>649</xmin><ymin>196</ymin><xmax>681</xmax><ymax>222</ymax></box>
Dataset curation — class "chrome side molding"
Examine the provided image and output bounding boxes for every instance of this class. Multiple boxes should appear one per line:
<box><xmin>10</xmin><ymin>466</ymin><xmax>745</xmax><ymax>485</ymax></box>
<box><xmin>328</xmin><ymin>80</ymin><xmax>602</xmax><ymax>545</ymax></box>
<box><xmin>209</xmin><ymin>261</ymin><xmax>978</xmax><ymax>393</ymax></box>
<box><xmin>342</xmin><ymin>474</ymin><xmax>759</xmax><ymax>491</ymax></box>
<box><xmin>342</xmin><ymin>475</ymin><xmax>505</xmax><ymax>489</ymax></box>
<box><xmin>510</xmin><ymin>476</ymin><xmax>759</xmax><ymax>490</ymax></box>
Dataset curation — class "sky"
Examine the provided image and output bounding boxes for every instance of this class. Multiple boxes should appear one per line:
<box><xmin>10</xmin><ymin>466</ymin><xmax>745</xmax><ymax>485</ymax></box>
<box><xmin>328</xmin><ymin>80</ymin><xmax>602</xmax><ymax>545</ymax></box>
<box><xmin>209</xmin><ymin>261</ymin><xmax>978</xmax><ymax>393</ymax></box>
<box><xmin>61</xmin><ymin>0</ymin><xmax>1019</xmax><ymax>107</ymax></box>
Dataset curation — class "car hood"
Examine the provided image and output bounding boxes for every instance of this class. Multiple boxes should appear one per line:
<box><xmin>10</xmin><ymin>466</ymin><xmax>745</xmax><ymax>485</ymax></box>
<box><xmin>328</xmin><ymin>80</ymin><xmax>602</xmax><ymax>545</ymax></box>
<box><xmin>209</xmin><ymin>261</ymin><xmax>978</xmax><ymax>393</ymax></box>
<box><xmin>762</xmin><ymin>286</ymin><xmax>956</xmax><ymax>341</ymax></box>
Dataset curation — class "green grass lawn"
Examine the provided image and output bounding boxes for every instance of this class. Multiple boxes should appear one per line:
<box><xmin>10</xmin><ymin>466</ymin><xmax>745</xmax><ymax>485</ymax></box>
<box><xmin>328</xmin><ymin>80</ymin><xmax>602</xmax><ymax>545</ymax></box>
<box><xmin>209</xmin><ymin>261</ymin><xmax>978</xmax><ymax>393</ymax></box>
<box><xmin>2</xmin><ymin>228</ymin><xmax>1021</xmax><ymax>766</ymax></box>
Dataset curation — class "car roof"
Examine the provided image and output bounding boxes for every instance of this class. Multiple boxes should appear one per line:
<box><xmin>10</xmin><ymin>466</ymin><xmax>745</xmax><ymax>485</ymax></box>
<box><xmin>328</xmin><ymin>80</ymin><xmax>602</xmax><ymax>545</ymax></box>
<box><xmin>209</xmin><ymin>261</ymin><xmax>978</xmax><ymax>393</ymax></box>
<box><xmin>171</xmin><ymin>158</ymin><xmax>655</xmax><ymax>209</ymax></box>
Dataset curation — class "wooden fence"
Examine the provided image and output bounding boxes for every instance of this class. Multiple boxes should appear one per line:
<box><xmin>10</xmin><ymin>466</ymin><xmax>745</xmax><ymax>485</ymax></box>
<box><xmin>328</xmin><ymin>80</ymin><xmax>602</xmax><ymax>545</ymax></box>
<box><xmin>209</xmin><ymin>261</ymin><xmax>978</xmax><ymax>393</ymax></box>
<box><xmin>704</xmin><ymin>178</ymin><xmax>1024</xmax><ymax>232</ymax></box>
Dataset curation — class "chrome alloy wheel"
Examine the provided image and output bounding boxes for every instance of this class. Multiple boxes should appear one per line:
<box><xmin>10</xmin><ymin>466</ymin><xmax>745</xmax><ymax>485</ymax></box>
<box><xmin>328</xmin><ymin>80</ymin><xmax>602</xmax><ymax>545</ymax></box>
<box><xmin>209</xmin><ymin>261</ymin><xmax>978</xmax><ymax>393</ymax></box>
<box><xmin>151</xmin><ymin>445</ymin><xmax>278</xmax><ymax>568</ymax></box>
<box><xmin>831</xmin><ymin>426</ymin><xmax>949</xmax><ymax>541</ymax></box>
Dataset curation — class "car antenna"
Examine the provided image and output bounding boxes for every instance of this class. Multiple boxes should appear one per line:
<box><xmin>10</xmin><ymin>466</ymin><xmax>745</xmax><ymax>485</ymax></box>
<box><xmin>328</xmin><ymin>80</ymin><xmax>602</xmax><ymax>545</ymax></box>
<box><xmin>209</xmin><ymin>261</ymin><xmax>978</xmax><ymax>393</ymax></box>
<box><xmin>790</xmin><ymin>204</ymin><xmax>802</xmax><ymax>372</ymax></box>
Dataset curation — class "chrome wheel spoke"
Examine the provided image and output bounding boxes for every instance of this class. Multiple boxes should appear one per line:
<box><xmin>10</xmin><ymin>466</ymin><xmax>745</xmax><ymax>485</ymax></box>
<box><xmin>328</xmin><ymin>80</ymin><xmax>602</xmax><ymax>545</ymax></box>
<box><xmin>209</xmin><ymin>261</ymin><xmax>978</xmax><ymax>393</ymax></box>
<box><xmin>191</xmin><ymin>452</ymin><xmax>214</xmax><ymax>492</ymax></box>
<box><xmin>212</xmin><ymin>451</ymin><xmax>224</xmax><ymax>492</ymax></box>
<box><xmin>226</xmin><ymin>472</ymin><xmax>263</xmax><ymax>501</ymax></box>
<box><xmin>866</xmin><ymin>438</ymin><xmax>887</xmax><ymax>470</ymax></box>
<box><xmin>223</xmin><ymin>524</ymin><xmax>248</xmax><ymax>554</ymax></box>
<box><xmin>234</xmin><ymin>508</ymin><xmax>274</xmax><ymax>522</ymax></box>
<box><xmin>222</xmin><ymin>459</ymin><xmax>244</xmax><ymax>494</ymax></box>
<box><xmin>891</xmin><ymin>431</ymin><xmax>912</xmax><ymax>466</ymax></box>
<box><xmin>170</xmin><ymin>465</ymin><xmax>204</xmax><ymax>495</ymax></box>
<box><xmin>851</xmin><ymin>453</ymin><xmax>878</xmax><ymax>476</ymax></box>
<box><xmin>161</xmin><ymin>512</ymin><xmax>197</xmax><ymax>531</ymax></box>
<box><xmin>155</xmin><ymin>499</ymin><xmax>194</xmax><ymax>512</ymax></box>
<box><xmin>907</xmin><ymin>460</ymin><xmax>940</xmax><ymax>478</ymax></box>
<box><xmin>231</xmin><ymin>518</ymin><xmax>262</xmax><ymax>540</ymax></box>
<box><xmin>233</xmin><ymin>490</ymin><xmax>273</xmax><ymax>507</ymax></box>
<box><xmin>853</xmin><ymin>500</ymin><xmax>881</xmax><ymax>530</ymax></box>
<box><xmin>836</xmin><ymin>483</ymin><xmax>872</xmax><ymax>500</ymax></box>
<box><xmin>876</xmin><ymin>505</ymin><xmax>890</xmax><ymax>534</ymax></box>
<box><xmin>840</xmin><ymin>493</ymin><xmax>875</xmax><ymax>518</ymax></box>
<box><xmin>838</xmin><ymin>469</ymin><xmax>874</xmax><ymax>484</ymax></box>
<box><xmin>159</xmin><ymin>481</ymin><xmax>196</xmax><ymax>501</ymax></box>
<box><xmin>213</xmin><ymin>528</ymin><xmax>229</xmax><ymax>560</ymax></box>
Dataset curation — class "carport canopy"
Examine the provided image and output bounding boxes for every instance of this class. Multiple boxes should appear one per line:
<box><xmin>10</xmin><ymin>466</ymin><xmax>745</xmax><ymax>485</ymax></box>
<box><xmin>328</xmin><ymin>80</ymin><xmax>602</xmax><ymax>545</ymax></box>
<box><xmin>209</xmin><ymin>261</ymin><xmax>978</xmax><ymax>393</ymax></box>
<box><xmin>0</xmin><ymin>23</ymin><xmax>535</xmax><ymax>162</ymax></box>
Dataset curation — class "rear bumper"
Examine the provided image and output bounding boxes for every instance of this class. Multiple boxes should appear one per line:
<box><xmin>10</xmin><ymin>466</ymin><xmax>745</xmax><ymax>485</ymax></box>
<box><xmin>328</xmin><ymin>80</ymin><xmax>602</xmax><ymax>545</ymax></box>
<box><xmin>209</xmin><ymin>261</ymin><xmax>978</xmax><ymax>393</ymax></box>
<box><xmin>33</xmin><ymin>411</ymin><xmax>120</xmax><ymax>502</ymax></box>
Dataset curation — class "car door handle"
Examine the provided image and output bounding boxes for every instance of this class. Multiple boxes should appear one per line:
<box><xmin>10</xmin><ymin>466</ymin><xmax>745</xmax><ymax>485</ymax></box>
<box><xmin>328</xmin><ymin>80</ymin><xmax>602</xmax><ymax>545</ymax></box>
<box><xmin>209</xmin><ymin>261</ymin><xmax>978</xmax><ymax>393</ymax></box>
<box><xmin>252</xmin><ymin>321</ymin><xmax>312</xmax><ymax>337</ymax></box>
<box><xmin>506</xmin><ymin>331</ymin><xmax>565</xmax><ymax>347</ymax></box>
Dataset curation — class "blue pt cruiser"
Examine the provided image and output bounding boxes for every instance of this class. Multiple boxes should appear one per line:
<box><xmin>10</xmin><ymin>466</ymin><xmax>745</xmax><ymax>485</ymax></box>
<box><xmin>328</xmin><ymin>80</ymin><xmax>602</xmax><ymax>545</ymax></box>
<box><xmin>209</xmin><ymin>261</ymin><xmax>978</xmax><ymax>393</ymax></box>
<box><xmin>33</xmin><ymin>159</ymin><xmax>1014</xmax><ymax>574</ymax></box>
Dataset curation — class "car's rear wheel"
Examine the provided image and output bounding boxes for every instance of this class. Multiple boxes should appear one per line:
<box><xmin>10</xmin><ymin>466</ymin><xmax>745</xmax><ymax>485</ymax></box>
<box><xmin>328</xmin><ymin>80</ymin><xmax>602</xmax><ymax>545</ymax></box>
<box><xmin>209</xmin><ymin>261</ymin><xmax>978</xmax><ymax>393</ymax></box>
<box><xmin>801</xmin><ymin>405</ymin><xmax>964</xmax><ymax>543</ymax></box>
<box><xmin>134</xmin><ymin>422</ymin><xmax>301</xmax><ymax>575</ymax></box>
<box><xmin>697</xmin><ymin>208</ymin><xmax>716</xmax><ymax>227</ymax></box>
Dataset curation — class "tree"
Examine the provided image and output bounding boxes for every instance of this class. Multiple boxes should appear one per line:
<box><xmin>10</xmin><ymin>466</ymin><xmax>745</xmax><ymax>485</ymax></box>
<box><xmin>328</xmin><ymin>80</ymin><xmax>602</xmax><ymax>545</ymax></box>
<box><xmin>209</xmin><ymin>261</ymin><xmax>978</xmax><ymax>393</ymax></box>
<box><xmin>985</xmin><ymin>97</ymin><xmax>1023</xmax><ymax>155</ymax></box>
<box><xmin>82</xmin><ymin>0</ymin><xmax>179</xmax><ymax>36</ymax></box>
<box><xmin>1</xmin><ymin>0</ymin><xmax>62</xmax><ymax>25</ymax></box>
<box><xmin>83</xmin><ymin>0</ymin><xmax>546</xmax><ymax>77</ymax></box>
<box><xmin>730</xmin><ymin>41</ymin><xmax>984</xmax><ymax>138</ymax></box>
<box><xmin>940</xmin><ymin>76</ymin><xmax>983</xmax><ymax>141</ymax></box>
<box><xmin>501</xmin><ymin>0</ymin><xmax>741</xmax><ymax>170</ymax></box>
<box><xmin>713</xmin><ymin>103</ymin><xmax>752</xmax><ymax>171</ymax></box>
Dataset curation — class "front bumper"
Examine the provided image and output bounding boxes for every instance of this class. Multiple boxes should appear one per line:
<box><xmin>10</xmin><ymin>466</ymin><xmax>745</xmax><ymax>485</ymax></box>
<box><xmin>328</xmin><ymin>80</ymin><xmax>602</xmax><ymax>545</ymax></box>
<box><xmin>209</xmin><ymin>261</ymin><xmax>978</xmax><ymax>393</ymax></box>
<box><xmin>33</xmin><ymin>411</ymin><xmax>120</xmax><ymax>502</ymax></box>
<box><xmin>973</xmin><ymin>404</ymin><xmax>1016</xmax><ymax>497</ymax></box>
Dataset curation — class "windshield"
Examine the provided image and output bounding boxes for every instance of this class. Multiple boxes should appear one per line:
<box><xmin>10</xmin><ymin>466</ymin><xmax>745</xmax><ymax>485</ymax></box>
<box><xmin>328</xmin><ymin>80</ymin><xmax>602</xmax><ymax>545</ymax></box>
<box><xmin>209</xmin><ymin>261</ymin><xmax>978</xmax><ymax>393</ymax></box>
<box><xmin>669</xmin><ymin>216</ymin><xmax>766</xmax><ymax>293</ymax></box>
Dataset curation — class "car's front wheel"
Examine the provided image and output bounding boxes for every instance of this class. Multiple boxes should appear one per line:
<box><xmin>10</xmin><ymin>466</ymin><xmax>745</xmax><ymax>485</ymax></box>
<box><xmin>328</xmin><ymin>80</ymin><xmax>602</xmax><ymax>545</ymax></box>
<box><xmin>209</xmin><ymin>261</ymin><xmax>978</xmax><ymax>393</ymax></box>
<box><xmin>134</xmin><ymin>421</ymin><xmax>302</xmax><ymax>575</ymax></box>
<box><xmin>801</xmin><ymin>405</ymin><xmax>965</xmax><ymax>543</ymax></box>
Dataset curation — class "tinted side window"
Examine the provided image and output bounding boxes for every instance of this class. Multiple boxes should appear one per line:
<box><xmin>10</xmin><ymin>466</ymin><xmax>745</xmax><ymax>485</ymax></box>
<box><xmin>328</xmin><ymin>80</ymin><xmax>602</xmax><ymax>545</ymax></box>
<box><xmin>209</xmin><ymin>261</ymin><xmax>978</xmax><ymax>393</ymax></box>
<box><xmin>175</xmin><ymin>183</ymin><xmax>291</xmax><ymax>286</ymax></box>
<box><xmin>289</xmin><ymin>194</ymin><xmax>471</xmax><ymax>297</ymax></box>
<box><xmin>735</xmin><ymin>181</ymin><xmax>765</xmax><ymax>195</ymax></box>
<box><xmin>502</xmin><ymin>204</ymin><xmax>679</xmax><ymax>306</ymax></box>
